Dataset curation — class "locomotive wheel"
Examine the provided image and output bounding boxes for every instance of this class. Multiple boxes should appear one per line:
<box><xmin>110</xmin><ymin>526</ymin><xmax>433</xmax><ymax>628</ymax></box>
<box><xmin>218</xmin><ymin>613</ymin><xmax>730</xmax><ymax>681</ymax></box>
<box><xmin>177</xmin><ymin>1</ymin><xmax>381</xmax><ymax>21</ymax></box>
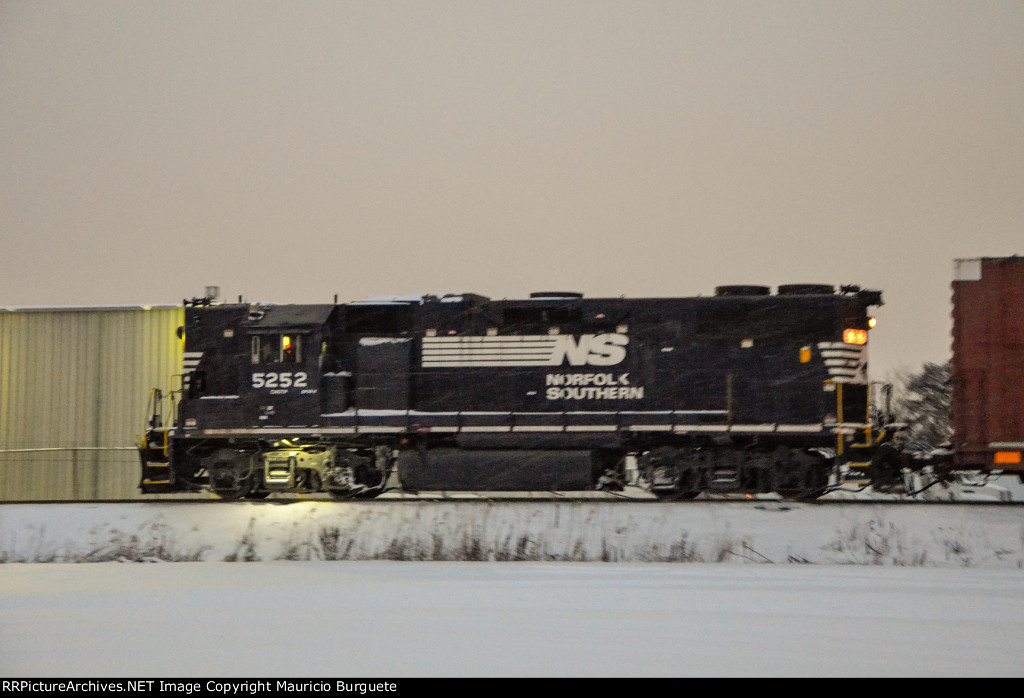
<box><xmin>869</xmin><ymin>442</ymin><xmax>905</xmax><ymax>492</ymax></box>
<box><xmin>772</xmin><ymin>447</ymin><xmax>830</xmax><ymax>501</ymax></box>
<box><xmin>208</xmin><ymin>450</ymin><xmax>258</xmax><ymax>500</ymax></box>
<box><xmin>356</xmin><ymin>464</ymin><xmax>384</xmax><ymax>489</ymax></box>
<box><xmin>211</xmin><ymin>474</ymin><xmax>253</xmax><ymax>500</ymax></box>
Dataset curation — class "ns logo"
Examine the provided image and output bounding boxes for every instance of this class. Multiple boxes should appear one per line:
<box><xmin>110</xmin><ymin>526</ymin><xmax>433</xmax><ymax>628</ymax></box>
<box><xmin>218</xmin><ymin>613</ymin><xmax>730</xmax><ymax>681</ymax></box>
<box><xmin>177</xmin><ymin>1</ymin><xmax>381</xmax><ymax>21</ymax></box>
<box><xmin>554</xmin><ymin>334</ymin><xmax>628</xmax><ymax>366</ymax></box>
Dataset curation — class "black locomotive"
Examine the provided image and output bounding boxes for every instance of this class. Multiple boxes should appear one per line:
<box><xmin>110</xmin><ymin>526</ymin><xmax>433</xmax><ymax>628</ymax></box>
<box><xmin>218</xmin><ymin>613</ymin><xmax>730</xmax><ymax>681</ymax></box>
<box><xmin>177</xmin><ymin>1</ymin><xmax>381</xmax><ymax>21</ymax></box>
<box><xmin>138</xmin><ymin>284</ymin><xmax>883</xmax><ymax>500</ymax></box>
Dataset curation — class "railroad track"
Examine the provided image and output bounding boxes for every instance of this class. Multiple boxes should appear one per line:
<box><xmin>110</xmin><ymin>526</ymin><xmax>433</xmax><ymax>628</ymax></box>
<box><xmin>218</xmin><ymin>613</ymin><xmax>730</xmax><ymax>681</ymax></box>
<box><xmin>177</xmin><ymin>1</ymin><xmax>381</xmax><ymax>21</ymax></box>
<box><xmin>4</xmin><ymin>491</ymin><xmax>1022</xmax><ymax>505</ymax></box>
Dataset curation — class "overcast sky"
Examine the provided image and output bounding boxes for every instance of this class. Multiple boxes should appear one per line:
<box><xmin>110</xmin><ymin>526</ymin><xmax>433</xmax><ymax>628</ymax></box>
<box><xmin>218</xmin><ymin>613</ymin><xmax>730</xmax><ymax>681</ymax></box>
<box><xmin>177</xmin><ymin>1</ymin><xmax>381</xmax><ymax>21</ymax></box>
<box><xmin>2</xmin><ymin>1</ymin><xmax>1021</xmax><ymax>375</ymax></box>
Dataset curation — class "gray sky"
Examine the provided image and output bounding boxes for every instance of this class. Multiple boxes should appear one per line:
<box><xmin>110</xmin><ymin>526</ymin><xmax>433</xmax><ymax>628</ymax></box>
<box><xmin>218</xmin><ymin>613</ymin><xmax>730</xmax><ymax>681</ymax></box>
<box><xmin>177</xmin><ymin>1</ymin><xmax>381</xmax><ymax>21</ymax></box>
<box><xmin>2</xmin><ymin>1</ymin><xmax>1021</xmax><ymax>376</ymax></box>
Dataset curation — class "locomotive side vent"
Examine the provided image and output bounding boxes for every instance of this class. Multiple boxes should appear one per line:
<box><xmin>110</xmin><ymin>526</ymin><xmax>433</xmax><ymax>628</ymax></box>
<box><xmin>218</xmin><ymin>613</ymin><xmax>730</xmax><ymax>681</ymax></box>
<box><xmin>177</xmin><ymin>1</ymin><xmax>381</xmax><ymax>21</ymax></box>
<box><xmin>714</xmin><ymin>285</ymin><xmax>770</xmax><ymax>297</ymax></box>
<box><xmin>777</xmin><ymin>284</ymin><xmax>835</xmax><ymax>295</ymax></box>
<box><xmin>529</xmin><ymin>292</ymin><xmax>584</xmax><ymax>299</ymax></box>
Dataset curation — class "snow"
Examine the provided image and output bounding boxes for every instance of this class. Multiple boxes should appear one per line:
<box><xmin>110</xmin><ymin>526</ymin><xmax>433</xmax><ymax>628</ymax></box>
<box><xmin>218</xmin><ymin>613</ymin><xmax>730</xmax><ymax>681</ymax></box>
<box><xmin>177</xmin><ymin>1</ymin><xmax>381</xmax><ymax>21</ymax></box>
<box><xmin>2</xmin><ymin>500</ymin><xmax>1024</xmax><ymax>677</ymax></box>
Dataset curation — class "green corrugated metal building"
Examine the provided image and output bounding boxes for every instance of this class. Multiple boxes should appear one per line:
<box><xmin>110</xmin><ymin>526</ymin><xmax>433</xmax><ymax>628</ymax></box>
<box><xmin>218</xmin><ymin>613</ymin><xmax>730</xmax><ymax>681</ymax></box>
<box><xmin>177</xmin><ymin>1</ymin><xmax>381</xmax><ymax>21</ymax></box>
<box><xmin>0</xmin><ymin>305</ymin><xmax>183</xmax><ymax>500</ymax></box>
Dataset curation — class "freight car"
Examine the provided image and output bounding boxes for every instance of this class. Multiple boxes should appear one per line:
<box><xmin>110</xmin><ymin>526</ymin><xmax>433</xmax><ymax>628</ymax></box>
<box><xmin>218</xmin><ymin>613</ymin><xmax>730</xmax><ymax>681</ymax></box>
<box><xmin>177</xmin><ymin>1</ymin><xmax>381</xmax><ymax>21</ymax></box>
<box><xmin>951</xmin><ymin>257</ymin><xmax>1024</xmax><ymax>474</ymax></box>
<box><xmin>867</xmin><ymin>256</ymin><xmax>1024</xmax><ymax>493</ymax></box>
<box><xmin>138</xmin><ymin>284</ymin><xmax>885</xmax><ymax>500</ymax></box>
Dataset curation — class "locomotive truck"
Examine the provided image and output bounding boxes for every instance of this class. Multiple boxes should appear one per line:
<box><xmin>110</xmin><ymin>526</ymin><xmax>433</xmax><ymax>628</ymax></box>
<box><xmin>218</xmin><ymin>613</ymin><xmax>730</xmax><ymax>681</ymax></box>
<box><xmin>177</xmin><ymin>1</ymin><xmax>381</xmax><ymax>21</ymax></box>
<box><xmin>138</xmin><ymin>283</ymin><xmax>886</xmax><ymax>500</ymax></box>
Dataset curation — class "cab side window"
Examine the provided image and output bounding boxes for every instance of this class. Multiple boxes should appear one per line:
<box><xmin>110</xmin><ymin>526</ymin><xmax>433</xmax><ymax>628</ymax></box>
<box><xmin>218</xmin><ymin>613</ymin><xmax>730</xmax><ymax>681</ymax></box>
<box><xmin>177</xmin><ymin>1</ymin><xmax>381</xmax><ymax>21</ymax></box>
<box><xmin>251</xmin><ymin>334</ymin><xmax>307</xmax><ymax>364</ymax></box>
<box><xmin>281</xmin><ymin>335</ymin><xmax>302</xmax><ymax>363</ymax></box>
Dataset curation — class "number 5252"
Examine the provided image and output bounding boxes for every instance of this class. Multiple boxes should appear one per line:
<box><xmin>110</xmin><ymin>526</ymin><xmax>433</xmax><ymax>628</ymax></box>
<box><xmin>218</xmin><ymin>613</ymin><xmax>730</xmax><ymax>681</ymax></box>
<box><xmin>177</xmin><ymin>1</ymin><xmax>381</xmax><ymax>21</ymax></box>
<box><xmin>251</xmin><ymin>371</ymin><xmax>308</xmax><ymax>389</ymax></box>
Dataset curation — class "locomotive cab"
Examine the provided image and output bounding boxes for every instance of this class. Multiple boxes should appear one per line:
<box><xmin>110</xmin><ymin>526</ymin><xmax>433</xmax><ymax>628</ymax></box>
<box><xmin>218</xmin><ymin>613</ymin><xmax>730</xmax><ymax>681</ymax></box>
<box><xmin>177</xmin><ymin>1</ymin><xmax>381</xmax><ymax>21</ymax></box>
<box><xmin>242</xmin><ymin>304</ymin><xmax>334</xmax><ymax>429</ymax></box>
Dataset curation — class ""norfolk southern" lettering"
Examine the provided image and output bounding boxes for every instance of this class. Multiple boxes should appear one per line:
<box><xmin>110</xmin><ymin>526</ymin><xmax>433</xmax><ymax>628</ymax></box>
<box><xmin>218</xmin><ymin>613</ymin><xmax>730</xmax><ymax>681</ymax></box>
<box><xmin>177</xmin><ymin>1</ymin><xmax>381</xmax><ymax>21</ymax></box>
<box><xmin>544</xmin><ymin>372</ymin><xmax>643</xmax><ymax>400</ymax></box>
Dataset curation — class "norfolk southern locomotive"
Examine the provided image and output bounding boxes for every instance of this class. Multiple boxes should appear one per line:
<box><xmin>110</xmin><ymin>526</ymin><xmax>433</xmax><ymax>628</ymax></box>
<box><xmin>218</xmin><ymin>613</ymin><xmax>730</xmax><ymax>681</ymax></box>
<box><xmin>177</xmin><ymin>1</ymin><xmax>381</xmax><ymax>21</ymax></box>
<box><xmin>138</xmin><ymin>284</ymin><xmax>884</xmax><ymax>500</ymax></box>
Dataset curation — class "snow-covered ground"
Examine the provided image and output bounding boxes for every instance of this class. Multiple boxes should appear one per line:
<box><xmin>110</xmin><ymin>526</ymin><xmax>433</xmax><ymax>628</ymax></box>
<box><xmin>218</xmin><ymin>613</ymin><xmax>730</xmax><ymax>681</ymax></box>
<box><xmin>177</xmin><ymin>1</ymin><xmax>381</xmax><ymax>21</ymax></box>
<box><xmin>3</xmin><ymin>498</ymin><xmax>1024</xmax><ymax>565</ymax></box>
<box><xmin>2</xmin><ymin>499</ymin><xmax>1024</xmax><ymax>677</ymax></box>
<box><xmin>4</xmin><ymin>561</ymin><xmax>1024</xmax><ymax>677</ymax></box>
